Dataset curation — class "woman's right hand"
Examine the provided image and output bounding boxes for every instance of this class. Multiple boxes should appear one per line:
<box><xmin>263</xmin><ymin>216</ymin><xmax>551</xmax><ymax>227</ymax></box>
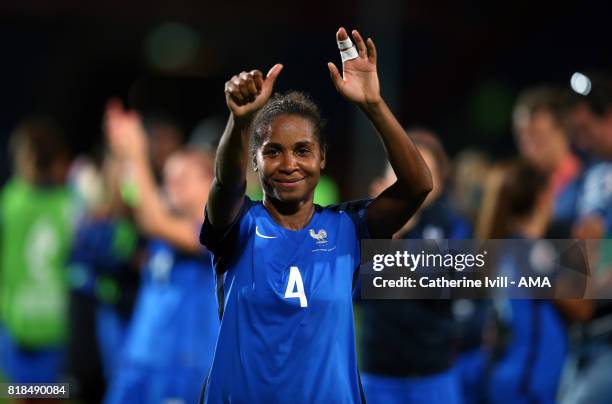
<box><xmin>225</xmin><ymin>64</ymin><xmax>283</xmax><ymax>124</ymax></box>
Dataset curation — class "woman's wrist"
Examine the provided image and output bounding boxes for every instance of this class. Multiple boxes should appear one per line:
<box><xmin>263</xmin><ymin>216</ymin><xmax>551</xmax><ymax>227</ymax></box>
<box><xmin>359</xmin><ymin>96</ymin><xmax>385</xmax><ymax>116</ymax></box>
<box><xmin>231</xmin><ymin>111</ymin><xmax>257</xmax><ymax>131</ymax></box>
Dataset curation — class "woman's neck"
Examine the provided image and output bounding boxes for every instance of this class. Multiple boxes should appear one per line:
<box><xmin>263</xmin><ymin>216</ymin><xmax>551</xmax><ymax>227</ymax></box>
<box><xmin>263</xmin><ymin>197</ymin><xmax>315</xmax><ymax>230</ymax></box>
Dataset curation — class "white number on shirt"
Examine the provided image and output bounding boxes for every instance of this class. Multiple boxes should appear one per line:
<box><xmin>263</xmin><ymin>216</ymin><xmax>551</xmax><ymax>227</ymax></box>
<box><xmin>284</xmin><ymin>266</ymin><xmax>308</xmax><ymax>307</ymax></box>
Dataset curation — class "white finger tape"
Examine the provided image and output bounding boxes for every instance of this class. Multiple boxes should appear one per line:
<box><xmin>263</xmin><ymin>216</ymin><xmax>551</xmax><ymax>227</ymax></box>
<box><xmin>340</xmin><ymin>46</ymin><xmax>359</xmax><ymax>63</ymax></box>
<box><xmin>337</xmin><ymin>38</ymin><xmax>353</xmax><ymax>50</ymax></box>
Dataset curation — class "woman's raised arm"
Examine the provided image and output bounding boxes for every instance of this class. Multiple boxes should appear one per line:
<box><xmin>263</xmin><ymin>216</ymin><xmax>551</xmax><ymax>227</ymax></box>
<box><xmin>208</xmin><ymin>64</ymin><xmax>283</xmax><ymax>229</ymax></box>
<box><xmin>328</xmin><ymin>27</ymin><xmax>433</xmax><ymax>238</ymax></box>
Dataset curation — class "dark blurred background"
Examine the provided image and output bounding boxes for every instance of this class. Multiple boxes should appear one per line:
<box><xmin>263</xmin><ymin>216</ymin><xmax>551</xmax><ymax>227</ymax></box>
<box><xmin>1</xmin><ymin>0</ymin><xmax>610</xmax><ymax>196</ymax></box>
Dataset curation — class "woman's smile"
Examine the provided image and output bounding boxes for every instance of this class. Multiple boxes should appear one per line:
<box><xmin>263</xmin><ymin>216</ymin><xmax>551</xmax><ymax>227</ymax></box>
<box><xmin>273</xmin><ymin>177</ymin><xmax>305</xmax><ymax>187</ymax></box>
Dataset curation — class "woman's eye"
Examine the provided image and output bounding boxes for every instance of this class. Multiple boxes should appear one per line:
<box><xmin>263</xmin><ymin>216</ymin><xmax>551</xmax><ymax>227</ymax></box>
<box><xmin>264</xmin><ymin>149</ymin><xmax>280</xmax><ymax>157</ymax></box>
<box><xmin>296</xmin><ymin>148</ymin><xmax>311</xmax><ymax>156</ymax></box>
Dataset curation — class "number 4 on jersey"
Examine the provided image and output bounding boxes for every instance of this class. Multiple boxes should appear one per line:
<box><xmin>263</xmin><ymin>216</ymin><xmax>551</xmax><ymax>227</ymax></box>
<box><xmin>284</xmin><ymin>266</ymin><xmax>308</xmax><ymax>307</ymax></box>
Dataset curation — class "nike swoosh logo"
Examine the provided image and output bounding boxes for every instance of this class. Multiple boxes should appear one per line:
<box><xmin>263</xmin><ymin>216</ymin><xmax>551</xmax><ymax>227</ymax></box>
<box><xmin>255</xmin><ymin>226</ymin><xmax>277</xmax><ymax>239</ymax></box>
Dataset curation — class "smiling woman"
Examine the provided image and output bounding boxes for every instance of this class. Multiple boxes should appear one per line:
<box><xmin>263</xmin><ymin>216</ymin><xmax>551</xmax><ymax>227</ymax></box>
<box><xmin>251</xmin><ymin>93</ymin><xmax>326</xmax><ymax>211</ymax></box>
<box><xmin>199</xmin><ymin>27</ymin><xmax>432</xmax><ymax>403</ymax></box>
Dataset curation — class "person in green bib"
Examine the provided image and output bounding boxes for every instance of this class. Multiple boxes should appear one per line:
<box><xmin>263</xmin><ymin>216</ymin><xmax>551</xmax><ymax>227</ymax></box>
<box><xmin>0</xmin><ymin>117</ymin><xmax>74</xmax><ymax>385</ymax></box>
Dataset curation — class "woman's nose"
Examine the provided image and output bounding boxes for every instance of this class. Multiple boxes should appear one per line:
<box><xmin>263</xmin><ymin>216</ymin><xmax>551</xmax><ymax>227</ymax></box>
<box><xmin>280</xmin><ymin>152</ymin><xmax>298</xmax><ymax>172</ymax></box>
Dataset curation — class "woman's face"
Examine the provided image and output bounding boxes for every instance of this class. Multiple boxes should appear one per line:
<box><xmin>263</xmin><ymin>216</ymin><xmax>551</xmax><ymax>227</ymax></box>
<box><xmin>164</xmin><ymin>152</ymin><xmax>212</xmax><ymax>217</ymax></box>
<box><xmin>255</xmin><ymin>114</ymin><xmax>325</xmax><ymax>204</ymax></box>
<box><xmin>516</xmin><ymin>110</ymin><xmax>567</xmax><ymax>173</ymax></box>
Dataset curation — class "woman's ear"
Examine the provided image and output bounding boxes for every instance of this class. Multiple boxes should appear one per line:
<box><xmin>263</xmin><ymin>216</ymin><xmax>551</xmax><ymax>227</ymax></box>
<box><xmin>252</xmin><ymin>153</ymin><xmax>258</xmax><ymax>172</ymax></box>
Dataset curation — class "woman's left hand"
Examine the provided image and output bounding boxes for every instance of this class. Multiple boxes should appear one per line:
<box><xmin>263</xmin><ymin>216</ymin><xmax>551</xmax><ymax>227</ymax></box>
<box><xmin>328</xmin><ymin>27</ymin><xmax>381</xmax><ymax>108</ymax></box>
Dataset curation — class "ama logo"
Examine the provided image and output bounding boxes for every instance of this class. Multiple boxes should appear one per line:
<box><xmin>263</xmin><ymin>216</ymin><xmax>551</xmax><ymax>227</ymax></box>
<box><xmin>518</xmin><ymin>277</ymin><xmax>552</xmax><ymax>288</ymax></box>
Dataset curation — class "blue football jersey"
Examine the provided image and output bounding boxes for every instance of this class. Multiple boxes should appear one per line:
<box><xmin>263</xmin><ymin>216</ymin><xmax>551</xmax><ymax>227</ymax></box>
<box><xmin>200</xmin><ymin>197</ymin><xmax>370</xmax><ymax>403</ymax></box>
<box><xmin>107</xmin><ymin>240</ymin><xmax>219</xmax><ymax>404</ymax></box>
<box><xmin>123</xmin><ymin>240</ymin><xmax>219</xmax><ymax>369</ymax></box>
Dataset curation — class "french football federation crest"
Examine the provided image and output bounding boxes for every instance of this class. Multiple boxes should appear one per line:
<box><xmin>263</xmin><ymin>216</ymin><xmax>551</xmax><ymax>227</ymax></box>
<box><xmin>309</xmin><ymin>229</ymin><xmax>328</xmax><ymax>244</ymax></box>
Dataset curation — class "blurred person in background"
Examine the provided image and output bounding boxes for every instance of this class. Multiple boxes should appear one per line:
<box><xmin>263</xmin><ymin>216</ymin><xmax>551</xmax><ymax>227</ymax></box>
<box><xmin>565</xmin><ymin>71</ymin><xmax>612</xmax><ymax>165</ymax></box>
<box><xmin>73</xmin><ymin>112</ymin><xmax>190</xmax><ymax>393</ymax></box>
<box><xmin>448</xmin><ymin>148</ymin><xmax>491</xmax><ymax>229</ymax></box>
<box><xmin>512</xmin><ymin>86</ymin><xmax>582</xmax><ymax>237</ymax></box>
<box><xmin>566</xmin><ymin>95</ymin><xmax>599</xmax><ymax>166</ymax></box>
<box><xmin>143</xmin><ymin>115</ymin><xmax>186</xmax><ymax>183</ymax></box>
<box><xmin>369</xmin><ymin>129</ymin><xmax>470</xmax><ymax>239</ymax></box>
<box><xmin>0</xmin><ymin>118</ymin><xmax>74</xmax><ymax>402</ymax></box>
<box><xmin>560</xmin><ymin>71</ymin><xmax>612</xmax><ymax>404</ymax></box>
<box><xmin>446</xmin><ymin>148</ymin><xmax>492</xmax><ymax>404</ymax></box>
<box><xmin>66</xmin><ymin>148</ymin><xmax>143</xmax><ymax>403</ymax></box>
<box><xmin>569</xmin><ymin>73</ymin><xmax>612</xmax><ymax>240</ymax></box>
<box><xmin>359</xmin><ymin>129</ymin><xmax>470</xmax><ymax>404</ymax></box>
<box><xmin>476</xmin><ymin>160</ymin><xmax>592</xmax><ymax>404</ymax></box>
<box><xmin>103</xmin><ymin>100</ymin><xmax>219</xmax><ymax>404</ymax></box>
<box><xmin>65</xmin><ymin>114</ymin><xmax>188</xmax><ymax>402</ymax></box>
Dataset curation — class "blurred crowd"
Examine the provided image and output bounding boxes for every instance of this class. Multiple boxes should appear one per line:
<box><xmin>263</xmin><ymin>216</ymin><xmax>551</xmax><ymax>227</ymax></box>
<box><xmin>0</xmin><ymin>70</ymin><xmax>611</xmax><ymax>404</ymax></box>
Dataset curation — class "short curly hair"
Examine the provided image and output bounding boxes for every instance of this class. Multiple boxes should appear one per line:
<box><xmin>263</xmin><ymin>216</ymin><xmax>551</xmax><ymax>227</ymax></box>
<box><xmin>250</xmin><ymin>91</ymin><xmax>326</xmax><ymax>154</ymax></box>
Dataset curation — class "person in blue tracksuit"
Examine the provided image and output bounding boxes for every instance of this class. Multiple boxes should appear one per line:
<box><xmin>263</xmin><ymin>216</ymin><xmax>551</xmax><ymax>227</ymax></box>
<box><xmin>199</xmin><ymin>27</ymin><xmax>433</xmax><ymax>403</ymax></box>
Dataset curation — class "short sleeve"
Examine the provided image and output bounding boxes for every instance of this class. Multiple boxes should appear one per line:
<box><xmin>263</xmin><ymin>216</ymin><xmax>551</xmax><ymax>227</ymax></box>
<box><xmin>326</xmin><ymin>198</ymin><xmax>373</xmax><ymax>240</ymax></box>
<box><xmin>199</xmin><ymin>196</ymin><xmax>252</xmax><ymax>258</ymax></box>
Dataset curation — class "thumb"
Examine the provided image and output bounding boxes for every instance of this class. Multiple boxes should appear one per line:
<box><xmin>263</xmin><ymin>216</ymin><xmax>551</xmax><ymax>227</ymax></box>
<box><xmin>327</xmin><ymin>62</ymin><xmax>343</xmax><ymax>91</ymax></box>
<box><xmin>263</xmin><ymin>63</ymin><xmax>283</xmax><ymax>90</ymax></box>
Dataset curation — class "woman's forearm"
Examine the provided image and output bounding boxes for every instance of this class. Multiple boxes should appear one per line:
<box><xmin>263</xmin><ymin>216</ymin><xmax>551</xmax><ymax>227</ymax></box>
<box><xmin>128</xmin><ymin>154</ymin><xmax>203</xmax><ymax>253</ymax></box>
<box><xmin>214</xmin><ymin>114</ymin><xmax>251</xmax><ymax>191</ymax></box>
<box><xmin>129</xmin><ymin>153</ymin><xmax>168</xmax><ymax>233</ymax></box>
<box><xmin>361</xmin><ymin>99</ymin><xmax>433</xmax><ymax>197</ymax></box>
<box><xmin>206</xmin><ymin>114</ymin><xmax>252</xmax><ymax>228</ymax></box>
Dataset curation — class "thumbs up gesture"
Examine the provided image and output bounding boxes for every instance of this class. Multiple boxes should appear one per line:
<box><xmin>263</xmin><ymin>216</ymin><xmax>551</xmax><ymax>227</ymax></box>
<box><xmin>225</xmin><ymin>64</ymin><xmax>283</xmax><ymax>123</ymax></box>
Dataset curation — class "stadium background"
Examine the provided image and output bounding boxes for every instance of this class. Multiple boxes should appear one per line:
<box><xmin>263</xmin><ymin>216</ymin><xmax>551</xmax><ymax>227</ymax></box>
<box><xmin>0</xmin><ymin>1</ymin><xmax>611</xmax><ymax>403</ymax></box>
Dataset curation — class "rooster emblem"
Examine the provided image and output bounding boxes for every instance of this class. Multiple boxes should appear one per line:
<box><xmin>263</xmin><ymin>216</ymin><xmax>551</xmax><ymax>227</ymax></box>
<box><xmin>309</xmin><ymin>229</ymin><xmax>328</xmax><ymax>244</ymax></box>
